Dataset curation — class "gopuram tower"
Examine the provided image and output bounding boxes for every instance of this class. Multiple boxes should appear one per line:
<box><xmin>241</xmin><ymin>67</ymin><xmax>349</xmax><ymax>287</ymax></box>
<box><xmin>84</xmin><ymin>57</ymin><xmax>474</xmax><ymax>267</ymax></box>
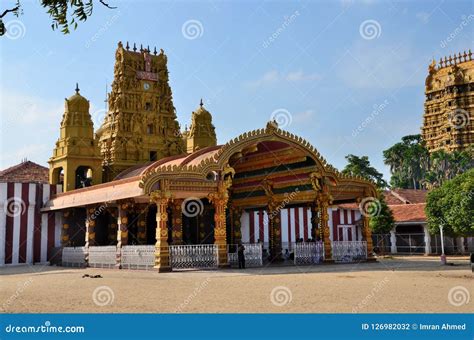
<box><xmin>96</xmin><ymin>42</ymin><xmax>185</xmax><ymax>181</ymax></box>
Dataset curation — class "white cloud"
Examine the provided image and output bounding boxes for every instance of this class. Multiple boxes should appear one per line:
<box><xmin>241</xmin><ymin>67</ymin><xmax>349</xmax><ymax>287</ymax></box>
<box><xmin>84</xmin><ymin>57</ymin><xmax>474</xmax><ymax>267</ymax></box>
<box><xmin>293</xmin><ymin>109</ymin><xmax>315</xmax><ymax>123</ymax></box>
<box><xmin>285</xmin><ymin>71</ymin><xmax>320</xmax><ymax>82</ymax></box>
<box><xmin>247</xmin><ymin>70</ymin><xmax>321</xmax><ymax>88</ymax></box>
<box><xmin>416</xmin><ymin>12</ymin><xmax>431</xmax><ymax>24</ymax></box>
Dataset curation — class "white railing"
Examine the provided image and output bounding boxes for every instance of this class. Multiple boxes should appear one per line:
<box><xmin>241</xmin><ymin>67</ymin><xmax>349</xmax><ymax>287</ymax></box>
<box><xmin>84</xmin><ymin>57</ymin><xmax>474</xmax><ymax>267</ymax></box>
<box><xmin>121</xmin><ymin>245</ymin><xmax>155</xmax><ymax>270</ymax></box>
<box><xmin>294</xmin><ymin>241</ymin><xmax>324</xmax><ymax>265</ymax></box>
<box><xmin>332</xmin><ymin>241</ymin><xmax>367</xmax><ymax>263</ymax></box>
<box><xmin>228</xmin><ymin>243</ymin><xmax>263</xmax><ymax>268</ymax></box>
<box><xmin>169</xmin><ymin>244</ymin><xmax>218</xmax><ymax>270</ymax></box>
<box><xmin>88</xmin><ymin>246</ymin><xmax>117</xmax><ymax>268</ymax></box>
<box><xmin>62</xmin><ymin>247</ymin><xmax>87</xmax><ymax>267</ymax></box>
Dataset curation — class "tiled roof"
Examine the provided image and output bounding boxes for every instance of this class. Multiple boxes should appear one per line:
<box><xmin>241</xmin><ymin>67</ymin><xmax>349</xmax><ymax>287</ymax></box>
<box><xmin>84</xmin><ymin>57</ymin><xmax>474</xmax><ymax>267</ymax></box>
<box><xmin>0</xmin><ymin>161</ymin><xmax>49</xmax><ymax>183</ymax></box>
<box><xmin>389</xmin><ymin>203</ymin><xmax>426</xmax><ymax>223</ymax></box>
<box><xmin>383</xmin><ymin>189</ymin><xmax>428</xmax><ymax>205</ymax></box>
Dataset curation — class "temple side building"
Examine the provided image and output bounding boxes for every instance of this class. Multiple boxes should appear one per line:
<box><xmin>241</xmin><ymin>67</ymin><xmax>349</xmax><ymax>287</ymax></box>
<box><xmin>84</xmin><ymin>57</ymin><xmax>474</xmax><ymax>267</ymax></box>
<box><xmin>422</xmin><ymin>50</ymin><xmax>474</xmax><ymax>152</ymax></box>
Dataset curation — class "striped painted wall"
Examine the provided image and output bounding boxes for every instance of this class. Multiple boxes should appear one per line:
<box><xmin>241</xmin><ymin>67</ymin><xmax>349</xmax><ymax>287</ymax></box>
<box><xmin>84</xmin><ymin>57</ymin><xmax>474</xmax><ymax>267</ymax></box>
<box><xmin>0</xmin><ymin>182</ymin><xmax>62</xmax><ymax>266</ymax></box>
<box><xmin>240</xmin><ymin>207</ymin><xmax>362</xmax><ymax>247</ymax></box>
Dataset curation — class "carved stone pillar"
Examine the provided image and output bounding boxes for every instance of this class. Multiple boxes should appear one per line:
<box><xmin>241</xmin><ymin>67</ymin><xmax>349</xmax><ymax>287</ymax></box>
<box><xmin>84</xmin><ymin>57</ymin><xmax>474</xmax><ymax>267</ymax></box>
<box><xmin>170</xmin><ymin>199</ymin><xmax>183</xmax><ymax>245</ymax></box>
<box><xmin>116</xmin><ymin>203</ymin><xmax>128</xmax><ymax>268</ymax></box>
<box><xmin>209</xmin><ymin>190</ymin><xmax>229</xmax><ymax>267</ymax></box>
<box><xmin>150</xmin><ymin>188</ymin><xmax>172</xmax><ymax>272</ymax></box>
<box><xmin>137</xmin><ymin>206</ymin><xmax>148</xmax><ymax>245</ymax></box>
<box><xmin>362</xmin><ymin>215</ymin><xmax>374</xmax><ymax>258</ymax></box>
<box><xmin>319</xmin><ymin>197</ymin><xmax>332</xmax><ymax>261</ymax></box>
<box><xmin>310</xmin><ymin>204</ymin><xmax>320</xmax><ymax>241</ymax></box>
<box><xmin>85</xmin><ymin>206</ymin><xmax>97</xmax><ymax>248</ymax></box>
<box><xmin>61</xmin><ymin>209</ymin><xmax>72</xmax><ymax>247</ymax></box>
<box><xmin>107</xmin><ymin>208</ymin><xmax>118</xmax><ymax>245</ymax></box>
<box><xmin>230</xmin><ymin>205</ymin><xmax>243</xmax><ymax>245</ymax></box>
<box><xmin>268</xmin><ymin>201</ymin><xmax>283</xmax><ymax>261</ymax></box>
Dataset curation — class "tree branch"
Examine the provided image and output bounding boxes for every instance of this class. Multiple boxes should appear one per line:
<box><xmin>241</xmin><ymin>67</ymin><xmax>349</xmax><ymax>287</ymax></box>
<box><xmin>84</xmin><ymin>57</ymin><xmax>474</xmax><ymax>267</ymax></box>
<box><xmin>99</xmin><ymin>0</ymin><xmax>117</xmax><ymax>9</ymax></box>
<box><xmin>0</xmin><ymin>5</ymin><xmax>20</xmax><ymax>18</ymax></box>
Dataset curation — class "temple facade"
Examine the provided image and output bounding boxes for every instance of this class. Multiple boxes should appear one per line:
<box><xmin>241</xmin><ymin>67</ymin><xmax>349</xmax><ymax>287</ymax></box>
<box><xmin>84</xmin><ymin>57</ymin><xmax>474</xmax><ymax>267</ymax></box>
<box><xmin>43</xmin><ymin>42</ymin><xmax>378</xmax><ymax>271</ymax></box>
<box><xmin>422</xmin><ymin>50</ymin><xmax>474</xmax><ymax>152</ymax></box>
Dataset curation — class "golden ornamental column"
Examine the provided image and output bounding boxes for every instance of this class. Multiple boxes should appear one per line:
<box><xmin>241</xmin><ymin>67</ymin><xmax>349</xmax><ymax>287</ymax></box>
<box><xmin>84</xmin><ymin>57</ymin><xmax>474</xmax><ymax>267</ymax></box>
<box><xmin>107</xmin><ymin>208</ymin><xmax>118</xmax><ymax>245</ymax></box>
<box><xmin>310</xmin><ymin>203</ymin><xmax>320</xmax><ymax>241</ymax></box>
<box><xmin>268</xmin><ymin>200</ymin><xmax>283</xmax><ymax>261</ymax></box>
<box><xmin>319</xmin><ymin>196</ymin><xmax>332</xmax><ymax>261</ymax></box>
<box><xmin>230</xmin><ymin>205</ymin><xmax>243</xmax><ymax>246</ymax></box>
<box><xmin>209</xmin><ymin>182</ymin><xmax>230</xmax><ymax>267</ymax></box>
<box><xmin>61</xmin><ymin>209</ymin><xmax>72</xmax><ymax>247</ymax></box>
<box><xmin>150</xmin><ymin>189</ymin><xmax>172</xmax><ymax>272</ymax></box>
<box><xmin>136</xmin><ymin>205</ymin><xmax>148</xmax><ymax>245</ymax></box>
<box><xmin>170</xmin><ymin>199</ymin><xmax>183</xmax><ymax>245</ymax></box>
<box><xmin>84</xmin><ymin>206</ymin><xmax>96</xmax><ymax>265</ymax></box>
<box><xmin>116</xmin><ymin>203</ymin><xmax>129</xmax><ymax>268</ymax></box>
<box><xmin>362</xmin><ymin>215</ymin><xmax>374</xmax><ymax>259</ymax></box>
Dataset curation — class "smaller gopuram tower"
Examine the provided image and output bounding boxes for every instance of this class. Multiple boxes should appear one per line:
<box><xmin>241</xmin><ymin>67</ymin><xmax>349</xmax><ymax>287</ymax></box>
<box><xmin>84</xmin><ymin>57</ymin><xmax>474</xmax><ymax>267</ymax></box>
<box><xmin>49</xmin><ymin>84</ymin><xmax>102</xmax><ymax>192</ymax></box>
<box><xmin>183</xmin><ymin>99</ymin><xmax>217</xmax><ymax>153</ymax></box>
<box><xmin>422</xmin><ymin>50</ymin><xmax>474</xmax><ymax>152</ymax></box>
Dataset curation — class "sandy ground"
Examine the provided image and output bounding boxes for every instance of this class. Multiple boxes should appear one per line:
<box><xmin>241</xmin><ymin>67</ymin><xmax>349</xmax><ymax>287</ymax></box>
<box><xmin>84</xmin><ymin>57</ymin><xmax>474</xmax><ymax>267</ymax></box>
<box><xmin>0</xmin><ymin>256</ymin><xmax>472</xmax><ymax>313</ymax></box>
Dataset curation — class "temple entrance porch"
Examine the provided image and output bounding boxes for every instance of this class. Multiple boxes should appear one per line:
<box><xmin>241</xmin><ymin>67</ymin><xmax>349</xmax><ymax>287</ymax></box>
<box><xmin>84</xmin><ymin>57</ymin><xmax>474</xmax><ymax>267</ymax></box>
<box><xmin>46</xmin><ymin>124</ymin><xmax>377</xmax><ymax>272</ymax></box>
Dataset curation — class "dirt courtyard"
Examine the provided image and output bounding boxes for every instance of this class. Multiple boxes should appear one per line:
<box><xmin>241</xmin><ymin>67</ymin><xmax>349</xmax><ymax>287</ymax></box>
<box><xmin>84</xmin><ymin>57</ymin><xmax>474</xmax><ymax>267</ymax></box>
<box><xmin>0</xmin><ymin>256</ymin><xmax>472</xmax><ymax>313</ymax></box>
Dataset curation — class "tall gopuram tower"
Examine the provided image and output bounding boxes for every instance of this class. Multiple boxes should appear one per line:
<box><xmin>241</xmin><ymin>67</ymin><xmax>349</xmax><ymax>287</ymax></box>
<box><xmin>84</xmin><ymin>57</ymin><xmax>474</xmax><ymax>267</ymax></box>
<box><xmin>183</xmin><ymin>99</ymin><xmax>217</xmax><ymax>153</ymax></box>
<box><xmin>96</xmin><ymin>42</ymin><xmax>185</xmax><ymax>181</ymax></box>
<box><xmin>422</xmin><ymin>50</ymin><xmax>474</xmax><ymax>153</ymax></box>
<box><xmin>49</xmin><ymin>84</ymin><xmax>103</xmax><ymax>192</ymax></box>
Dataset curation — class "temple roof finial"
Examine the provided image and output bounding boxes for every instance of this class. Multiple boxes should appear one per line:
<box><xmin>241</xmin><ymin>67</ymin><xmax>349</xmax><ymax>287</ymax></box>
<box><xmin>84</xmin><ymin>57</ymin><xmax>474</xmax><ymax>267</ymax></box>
<box><xmin>75</xmin><ymin>83</ymin><xmax>80</xmax><ymax>94</ymax></box>
<box><xmin>200</xmin><ymin>98</ymin><xmax>204</xmax><ymax>108</ymax></box>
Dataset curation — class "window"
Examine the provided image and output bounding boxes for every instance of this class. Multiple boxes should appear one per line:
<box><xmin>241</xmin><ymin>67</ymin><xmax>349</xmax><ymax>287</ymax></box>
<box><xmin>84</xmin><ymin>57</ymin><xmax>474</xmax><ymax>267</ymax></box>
<box><xmin>147</xmin><ymin>124</ymin><xmax>154</xmax><ymax>134</ymax></box>
<box><xmin>150</xmin><ymin>151</ymin><xmax>157</xmax><ymax>161</ymax></box>
<box><xmin>145</xmin><ymin>102</ymin><xmax>152</xmax><ymax>111</ymax></box>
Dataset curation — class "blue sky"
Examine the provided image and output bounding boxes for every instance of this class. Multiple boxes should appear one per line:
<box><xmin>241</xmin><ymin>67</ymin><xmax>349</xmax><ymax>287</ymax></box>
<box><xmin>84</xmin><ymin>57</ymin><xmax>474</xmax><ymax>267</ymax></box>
<box><xmin>0</xmin><ymin>0</ymin><xmax>472</xmax><ymax>182</ymax></box>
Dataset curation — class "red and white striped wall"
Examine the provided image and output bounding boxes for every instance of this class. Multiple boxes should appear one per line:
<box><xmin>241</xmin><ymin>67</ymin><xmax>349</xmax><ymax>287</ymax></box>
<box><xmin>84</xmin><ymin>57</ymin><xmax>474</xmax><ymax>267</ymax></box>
<box><xmin>0</xmin><ymin>183</ymin><xmax>62</xmax><ymax>266</ymax></box>
<box><xmin>240</xmin><ymin>207</ymin><xmax>313</xmax><ymax>247</ymax></box>
<box><xmin>240</xmin><ymin>207</ymin><xmax>362</xmax><ymax>247</ymax></box>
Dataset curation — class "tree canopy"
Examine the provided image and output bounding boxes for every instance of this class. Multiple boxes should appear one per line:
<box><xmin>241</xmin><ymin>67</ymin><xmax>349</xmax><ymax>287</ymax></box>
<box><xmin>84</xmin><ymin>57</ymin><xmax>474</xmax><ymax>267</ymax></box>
<box><xmin>0</xmin><ymin>0</ymin><xmax>115</xmax><ymax>36</ymax></box>
<box><xmin>342</xmin><ymin>154</ymin><xmax>388</xmax><ymax>188</ymax></box>
<box><xmin>369</xmin><ymin>190</ymin><xmax>395</xmax><ymax>234</ymax></box>
<box><xmin>383</xmin><ymin>134</ymin><xmax>473</xmax><ymax>189</ymax></box>
<box><xmin>425</xmin><ymin>168</ymin><xmax>474</xmax><ymax>236</ymax></box>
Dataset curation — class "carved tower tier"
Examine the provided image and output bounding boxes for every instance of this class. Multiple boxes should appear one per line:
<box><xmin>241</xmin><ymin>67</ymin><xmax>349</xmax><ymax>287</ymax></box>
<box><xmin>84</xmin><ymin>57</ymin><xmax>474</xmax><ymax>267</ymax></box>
<box><xmin>96</xmin><ymin>42</ymin><xmax>185</xmax><ymax>181</ymax></box>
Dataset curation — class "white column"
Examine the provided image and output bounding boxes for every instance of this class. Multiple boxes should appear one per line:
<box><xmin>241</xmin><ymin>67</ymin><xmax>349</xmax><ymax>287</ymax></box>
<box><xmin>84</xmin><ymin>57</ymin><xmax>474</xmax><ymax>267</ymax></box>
<box><xmin>390</xmin><ymin>229</ymin><xmax>397</xmax><ymax>254</ymax></box>
<box><xmin>423</xmin><ymin>225</ymin><xmax>431</xmax><ymax>255</ymax></box>
<box><xmin>26</xmin><ymin>184</ymin><xmax>37</xmax><ymax>264</ymax></box>
<box><xmin>0</xmin><ymin>183</ymin><xmax>7</xmax><ymax>266</ymax></box>
<box><xmin>456</xmin><ymin>237</ymin><xmax>465</xmax><ymax>254</ymax></box>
